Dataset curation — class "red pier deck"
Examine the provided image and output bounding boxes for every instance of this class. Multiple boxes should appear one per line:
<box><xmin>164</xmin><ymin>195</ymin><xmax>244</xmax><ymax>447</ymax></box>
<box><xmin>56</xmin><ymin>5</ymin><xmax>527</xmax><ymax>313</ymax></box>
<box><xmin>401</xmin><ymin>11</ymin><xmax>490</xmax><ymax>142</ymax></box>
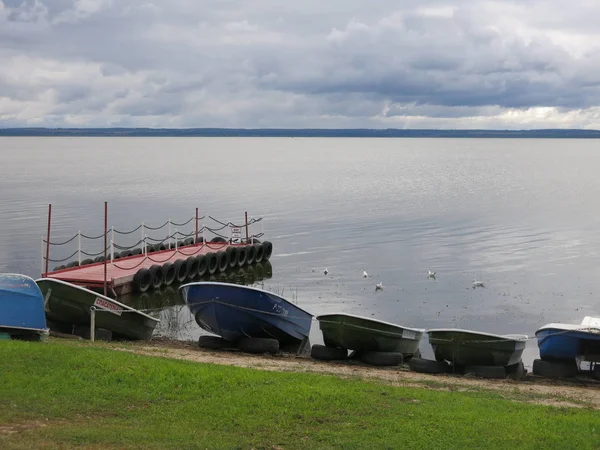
<box><xmin>46</xmin><ymin>242</ymin><xmax>262</xmax><ymax>296</ymax></box>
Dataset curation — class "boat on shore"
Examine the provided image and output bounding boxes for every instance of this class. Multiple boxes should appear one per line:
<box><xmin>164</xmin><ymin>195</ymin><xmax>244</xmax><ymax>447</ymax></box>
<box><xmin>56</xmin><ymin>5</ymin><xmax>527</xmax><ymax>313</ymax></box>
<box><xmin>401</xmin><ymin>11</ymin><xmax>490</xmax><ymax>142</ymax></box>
<box><xmin>427</xmin><ymin>328</ymin><xmax>528</xmax><ymax>367</ymax></box>
<box><xmin>535</xmin><ymin>316</ymin><xmax>600</xmax><ymax>363</ymax></box>
<box><xmin>0</xmin><ymin>273</ymin><xmax>48</xmax><ymax>340</ymax></box>
<box><xmin>36</xmin><ymin>278</ymin><xmax>160</xmax><ymax>341</ymax></box>
<box><xmin>179</xmin><ymin>282</ymin><xmax>313</xmax><ymax>348</ymax></box>
<box><xmin>316</xmin><ymin>313</ymin><xmax>424</xmax><ymax>357</ymax></box>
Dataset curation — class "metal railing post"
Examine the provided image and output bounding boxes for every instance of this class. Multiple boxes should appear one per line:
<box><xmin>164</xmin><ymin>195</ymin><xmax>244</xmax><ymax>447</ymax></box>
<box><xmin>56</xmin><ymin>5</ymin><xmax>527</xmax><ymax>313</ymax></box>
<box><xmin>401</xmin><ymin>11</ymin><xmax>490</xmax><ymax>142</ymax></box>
<box><xmin>40</xmin><ymin>236</ymin><xmax>44</xmax><ymax>276</ymax></box>
<box><xmin>141</xmin><ymin>222</ymin><xmax>145</xmax><ymax>250</ymax></box>
<box><xmin>144</xmin><ymin>234</ymin><xmax>148</xmax><ymax>255</ymax></box>
<box><xmin>168</xmin><ymin>218</ymin><xmax>172</xmax><ymax>249</ymax></box>
<box><xmin>77</xmin><ymin>231</ymin><xmax>82</xmax><ymax>265</ymax></box>
<box><xmin>111</xmin><ymin>226</ymin><xmax>115</xmax><ymax>253</ymax></box>
<box><xmin>175</xmin><ymin>228</ymin><xmax>179</xmax><ymax>250</ymax></box>
<box><xmin>110</xmin><ymin>239</ymin><xmax>114</xmax><ymax>263</ymax></box>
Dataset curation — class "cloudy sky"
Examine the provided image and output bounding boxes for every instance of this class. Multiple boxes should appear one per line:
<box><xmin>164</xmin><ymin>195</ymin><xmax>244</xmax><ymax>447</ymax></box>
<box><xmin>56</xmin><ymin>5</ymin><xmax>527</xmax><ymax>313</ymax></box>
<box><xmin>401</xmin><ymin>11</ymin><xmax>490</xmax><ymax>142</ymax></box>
<box><xmin>1</xmin><ymin>0</ymin><xmax>600</xmax><ymax>129</ymax></box>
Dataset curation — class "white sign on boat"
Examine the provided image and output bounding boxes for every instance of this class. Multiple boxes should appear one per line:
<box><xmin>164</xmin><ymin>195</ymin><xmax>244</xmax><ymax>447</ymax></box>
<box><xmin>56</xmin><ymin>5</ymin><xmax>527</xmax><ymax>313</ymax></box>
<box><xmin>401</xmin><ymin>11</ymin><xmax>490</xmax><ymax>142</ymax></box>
<box><xmin>93</xmin><ymin>297</ymin><xmax>122</xmax><ymax>316</ymax></box>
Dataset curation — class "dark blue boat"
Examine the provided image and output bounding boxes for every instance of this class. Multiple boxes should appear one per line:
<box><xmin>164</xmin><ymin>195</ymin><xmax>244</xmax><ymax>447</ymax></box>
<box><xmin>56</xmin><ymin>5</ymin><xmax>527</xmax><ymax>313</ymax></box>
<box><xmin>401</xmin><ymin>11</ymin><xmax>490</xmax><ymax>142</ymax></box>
<box><xmin>179</xmin><ymin>282</ymin><xmax>313</xmax><ymax>347</ymax></box>
<box><xmin>535</xmin><ymin>317</ymin><xmax>600</xmax><ymax>362</ymax></box>
<box><xmin>0</xmin><ymin>273</ymin><xmax>48</xmax><ymax>340</ymax></box>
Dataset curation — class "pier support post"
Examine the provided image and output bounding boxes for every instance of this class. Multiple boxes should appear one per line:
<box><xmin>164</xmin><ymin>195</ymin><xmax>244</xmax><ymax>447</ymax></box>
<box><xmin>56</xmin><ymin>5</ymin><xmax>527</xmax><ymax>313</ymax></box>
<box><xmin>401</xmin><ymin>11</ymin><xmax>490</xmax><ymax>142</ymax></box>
<box><xmin>44</xmin><ymin>204</ymin><xmax>52</xmax><ymax>277</ymax></box>
<box><xmin>90</xmin><ymin>307</ymin><xmax>97</xmax><ymax>343</ymax></box>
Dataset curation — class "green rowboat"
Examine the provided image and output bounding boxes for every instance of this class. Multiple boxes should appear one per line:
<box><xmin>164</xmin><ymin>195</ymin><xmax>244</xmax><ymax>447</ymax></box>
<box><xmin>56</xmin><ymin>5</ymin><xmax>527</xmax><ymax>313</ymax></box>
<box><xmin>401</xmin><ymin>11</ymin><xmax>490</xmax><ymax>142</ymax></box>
<box><xmin>36</xmin><ymin>278</ymin><xmax>160</xmax><ymax>341</ymax></box>
<box><xmin>316</xmin><ymin>313</ymin><xmax>424</xmax><ymax>356</ymax></box>
<box><xmin>427</xmin><ymin>328</ymin><xmax>528</xmax><ymax>367</ymax></box>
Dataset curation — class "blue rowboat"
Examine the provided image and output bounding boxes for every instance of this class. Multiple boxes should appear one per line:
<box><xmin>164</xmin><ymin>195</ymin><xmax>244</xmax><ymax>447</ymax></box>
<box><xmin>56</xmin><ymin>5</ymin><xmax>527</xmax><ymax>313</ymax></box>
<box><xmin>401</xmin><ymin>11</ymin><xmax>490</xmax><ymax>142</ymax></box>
<box><xmin>0</xmin><ymin>273</ymin><xmax>48</xmax><ymax>340</ymax></box>
<box><xmin>179</xmin><ymin>282</ymin><xmax>313</xmax><ymax>347</ymax></box>
<box><xmin>535</xmin><ymin>317</ymin><xmax>600</xmax><ymax>362</ymax></box>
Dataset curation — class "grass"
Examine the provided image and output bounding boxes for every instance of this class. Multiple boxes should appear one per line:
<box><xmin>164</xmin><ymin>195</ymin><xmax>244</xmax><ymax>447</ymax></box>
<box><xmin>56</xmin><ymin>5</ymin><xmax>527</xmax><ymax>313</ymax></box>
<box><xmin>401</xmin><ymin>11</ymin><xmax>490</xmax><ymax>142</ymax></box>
<box><xmin>1</xmin><ymin>341</ymin><xmax>599</xmax><ymax>449</ymax></box>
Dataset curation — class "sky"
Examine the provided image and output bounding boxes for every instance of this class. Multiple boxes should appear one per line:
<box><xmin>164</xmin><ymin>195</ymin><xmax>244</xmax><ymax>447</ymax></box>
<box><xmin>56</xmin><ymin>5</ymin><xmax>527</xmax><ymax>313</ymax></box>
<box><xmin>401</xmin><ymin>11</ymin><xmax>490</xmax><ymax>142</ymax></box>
<box><xmin>1</xmin><ymin>0</ymin><xmax>600</xmax><ymax>129</ymax></box>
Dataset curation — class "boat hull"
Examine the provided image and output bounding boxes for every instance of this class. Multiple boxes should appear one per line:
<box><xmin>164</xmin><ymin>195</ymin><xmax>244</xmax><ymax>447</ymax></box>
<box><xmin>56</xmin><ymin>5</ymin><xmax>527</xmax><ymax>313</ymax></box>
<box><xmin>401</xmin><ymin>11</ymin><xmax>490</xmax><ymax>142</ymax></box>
<box><xmin>36</xmin><ymin>278</ymin><xmax>159</xmax><ymax>341</ymax></box>
<box><xmin>536</xmin><ymin>327</ymin><xmax>600</xmax><ymax>363</ymax></box>
<box><xmin>180</xmin><ymin>282</ymin><xmax>313</xmax><ymax>347</ymax></box>
<box><xmin>0</xmin><ymin>273</ymin><xmax>48</xmax><ymax>339</ymax></box>
<box><xmin>316</xmin><ymin>313</ymin><xmax>423</xmax><ymax>355</ymax></box>
<box><xmin>427</xmin><ymin>329</ymin><xmax>527</xmax><ymax>367</ymax></box>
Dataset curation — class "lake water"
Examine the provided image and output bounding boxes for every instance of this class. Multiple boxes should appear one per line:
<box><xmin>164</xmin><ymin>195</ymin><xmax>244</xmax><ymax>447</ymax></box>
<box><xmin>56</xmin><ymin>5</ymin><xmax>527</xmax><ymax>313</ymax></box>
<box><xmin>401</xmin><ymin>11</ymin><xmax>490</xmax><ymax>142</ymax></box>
<box><xmin>2</xmin><ymin>136</ymin><xmax>599</xmax><ymax>367</ymax></box>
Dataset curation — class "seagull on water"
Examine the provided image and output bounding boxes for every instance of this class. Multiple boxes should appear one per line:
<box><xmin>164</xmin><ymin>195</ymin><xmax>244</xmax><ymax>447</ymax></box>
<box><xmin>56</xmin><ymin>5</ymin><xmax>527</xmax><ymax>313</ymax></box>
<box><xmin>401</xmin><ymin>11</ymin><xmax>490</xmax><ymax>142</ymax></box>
<box><xmin>473</xmin><ymin>280</ymin><xmax>485</xmax><ymax>289</ymax></box>
<box><xmin>363</xmin><ymin>270</ymin><xmax>368</xmax><ymax>278</ymax></box>
<box><xmin>428</xmin><ymin>270</ymin><xmax>436</xmax><ymax>280</ymax></box>
<box><xmin>324</xmin><ymin>267</ymin><xmax>329</xmax><ymax>275</ymax></box>
<box><xmin>375</xmin><ymin>282</ymin><xmax>384</xmax><ymax>292</ymax></box>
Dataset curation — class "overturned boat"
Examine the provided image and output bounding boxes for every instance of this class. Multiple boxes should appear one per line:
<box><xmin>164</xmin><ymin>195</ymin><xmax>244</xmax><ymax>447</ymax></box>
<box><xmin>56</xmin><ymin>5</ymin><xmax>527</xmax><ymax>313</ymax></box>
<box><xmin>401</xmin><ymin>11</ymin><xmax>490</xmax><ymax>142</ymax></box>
<box><xmin>0</xmin><ymin>273</ymin><xmax>48</xmax><ymax>340</ymax></box>
<box><xmin>316</xmin><ymin>313</ymin><xmax>424</xmax><ymax>357</ymax></box>
<box><xmin>36</xmin><ymin>278</ymin><xmax>160</xmax><ymax>341</ymax></box>
<box><xmin>535</xmin><ymin>316</ymin><xmax>600</xmax><ymax>363</ymax></box>
<box><xmin>180</xmin><ymin>282</ymin><xmax>313</xmax><ymax>348</ymax></box>
<box><xmin>427</xmin><ymin>328</ymin><xmax>528</xmax><ymax>367</ymax></box>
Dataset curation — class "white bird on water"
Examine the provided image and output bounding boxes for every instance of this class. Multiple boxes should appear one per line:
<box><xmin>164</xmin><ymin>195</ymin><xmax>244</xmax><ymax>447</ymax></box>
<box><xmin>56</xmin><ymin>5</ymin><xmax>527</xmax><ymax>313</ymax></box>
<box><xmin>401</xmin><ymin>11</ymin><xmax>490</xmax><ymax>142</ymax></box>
<box><xmin>473</xmin><ymin>280</ymin><xmax>485</xmax><ymax>289</ymax></box>
<box><xmin>324</xmin><ymin>267</ymin><xmax>329</xmax><ymax>275</ymax></box>
<box><xmin>363</xmin><ymin>271</ymin><xmax>368</xmax><ymax>278</ymax></box>
<box><xmin>428</xmin><ymin>270</ymin><xmax>436</xmax><ymax>279</ymax></box>
<box><xmin>375</xmin><ymin>282</ymin><xmax>384</xmax><ymax>291</ymax></box>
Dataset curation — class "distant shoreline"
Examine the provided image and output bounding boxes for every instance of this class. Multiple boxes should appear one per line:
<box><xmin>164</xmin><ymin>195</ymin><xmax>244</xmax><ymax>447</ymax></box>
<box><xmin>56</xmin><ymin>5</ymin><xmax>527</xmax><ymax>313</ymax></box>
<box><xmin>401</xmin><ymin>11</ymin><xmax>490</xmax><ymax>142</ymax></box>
<box><xmin>1</xmin><ymin>128</ymin><xmax>600</xmax><ymax>138</ymax></box>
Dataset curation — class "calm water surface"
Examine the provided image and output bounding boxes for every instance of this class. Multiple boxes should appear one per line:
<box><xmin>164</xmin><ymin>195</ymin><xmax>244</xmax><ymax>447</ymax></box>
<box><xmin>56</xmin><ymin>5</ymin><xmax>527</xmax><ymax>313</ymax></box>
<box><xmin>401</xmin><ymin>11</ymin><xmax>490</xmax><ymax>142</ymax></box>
<box><xmin>2</xmin><ymin>137</ymin><xmax>600</xmax><ymax>366</ymax></box>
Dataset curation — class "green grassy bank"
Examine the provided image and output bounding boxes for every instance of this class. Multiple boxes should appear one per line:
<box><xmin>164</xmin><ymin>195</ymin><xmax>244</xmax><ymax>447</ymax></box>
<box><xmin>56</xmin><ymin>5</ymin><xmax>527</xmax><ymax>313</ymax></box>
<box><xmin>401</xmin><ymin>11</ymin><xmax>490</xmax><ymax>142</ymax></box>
<box><xmin>0</xmin><ymin>340</ymin><xmax>598</xmax><ymax>449</ymax></box>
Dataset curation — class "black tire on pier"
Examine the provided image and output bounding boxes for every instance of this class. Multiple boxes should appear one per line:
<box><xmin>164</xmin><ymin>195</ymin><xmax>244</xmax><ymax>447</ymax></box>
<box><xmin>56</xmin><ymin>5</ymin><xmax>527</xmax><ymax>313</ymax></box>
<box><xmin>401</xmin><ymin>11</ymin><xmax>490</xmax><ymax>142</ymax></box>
<box><xmin>186</xmin><ymin>256</ymin><xmax>200</xmax><ymax>280</ymax></box>
<box><xmin>216</xmin><ymin>251</ymin><xmax>229</xmax><ymax>272</ymax></box>
<box><xmin>173</xmin><ymin>259</ymin><xmax>189</xmax><ymax>284</ymax></box>
<box><xmin>310</xmin><ymin>344</ymin><xmax>348</xmax><ymax>361</ymax></box>
<box><xmin>226</xmin><ymin>246</ymin><xmax>238</xmax><ymax>269</ymax></box>
<box><xmin>237</xmin><ymin>246</ymin><xmax>248</xmax><ymax>267</ymax></box>
<box><xmin>253</xmin><ymin>244</ymin><xmax>264</xmax><ymax>263</ymax></box>
<box><xmin>408</xmin><ymin>358</ymin><xmax>449</xmax><ymax>374</ymax></box>
<box><xmin>81</xmin><ymin>259</ymin><xmax>94</xmax><ymax>266</ymax></box>
<box><xmin>464</xmin><ymin>365</ymin><xmax>507</xmax><ymax>379</ymax></box>
<box><xmin>196</xmin><ymin>255</ymin><xmax>209</xmax><ymax>277</ymax></box>
<box><xmin>532</xmin><ymin>359</ymin><xmax>578</xmax><ymax>378</ymax></box>
<box><xmin>184</xmin><ymin>237</ymin><xmax>194</xmax><ymax>247</ymax></box>
<box><xmin>198</xmin><ymin>335</ymin><xmax>233</xmax><ymax>350</ymax></box>
<box><xmin>121</xmin><ymin>250</ymin><xmax>133</xmax><ymax>258</ymax></box>
<box><xmin>53</xmin><ymin>265</ymin><xmax>67</xmax><ymax>271</ymax></box>
<box><xmin>245</xmin><ymin>245</ymin><xmax>256</xmax><ymax>265</ymax></box>
<box><xmin>161</xmin><ymin>263</ymin><xmax>177</xmax><ymax>286</ymax></box>
<box><xmin>360</xmin><ymin>351</ymin><xmax>404</xmax><ymax>367</ymax></box>
<box><xmin>262</xmin><ymin>241</ymin><xmax>273</xmax><ymax>260</ymax></box>
<box><xmin>66</xmin><ymin>261</ymin><xmax>79</xmax><ymax>268</ymax></box>
<box><xmin>237</xmin><ymin>337</ymin><xmax>279</xmax><ymax>354</ymax></box>
<box><xmin>133</xmin><ymin>268</ymin><xmax>153</xmax><ymax>293</ymax></box>
<box><xmin>205</xmin><ymin>252</ymin><xmax>219</xmax><ymax>275</ymax></box>
<box><xmin>195</xmin><ymin>237</ymin><xmax>204</xmax><ymax>244</ymax></box>
<box><xmin>132</xmin><ymin>248</ymin><xmax>143</xmax><ymax>256</ymax></box>
<box><xmin>93</xmin><ymin>256</ymin><xmax>105</xmax><ymax>263</ymax></box>
<box><xmin>210</xmin><ymin>236</ymin><xmax>227</xmax><ymax>243</ymax></box>
<box><xmin>158</xmin><ymin>243</ymin><xmax>168</xmax><ymax>251</ymax></box>
<box><xmin>148</xmin><ymin>264</ymin><xmax>164</xmax><ymax>290</ymax></box>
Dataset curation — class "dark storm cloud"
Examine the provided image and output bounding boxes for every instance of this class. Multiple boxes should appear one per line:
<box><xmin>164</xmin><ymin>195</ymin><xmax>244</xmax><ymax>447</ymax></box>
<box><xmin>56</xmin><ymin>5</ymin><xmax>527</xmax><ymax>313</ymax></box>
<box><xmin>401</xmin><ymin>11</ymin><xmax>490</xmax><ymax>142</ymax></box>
<box><xmin>1</xmin><ymin>0</ymin><xmax>600</xmax><ymax>128</ymax></box>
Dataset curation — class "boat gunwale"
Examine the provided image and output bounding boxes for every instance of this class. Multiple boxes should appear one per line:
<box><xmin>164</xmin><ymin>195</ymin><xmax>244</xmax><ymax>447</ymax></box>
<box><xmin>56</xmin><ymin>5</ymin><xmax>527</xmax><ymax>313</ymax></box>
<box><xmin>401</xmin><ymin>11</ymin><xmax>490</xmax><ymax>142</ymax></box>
<box><xmin>316</xmin><ymin>312</ymin><xmax>425</xmax><ymax>334</ymax></box>
<box><xmin>535</xmin><ymin>324</ymin><xmax>600</xmax><ymax>336</ymax></box>
<box><xmin>179</xmin><ymin>281</ymin><xmax>314</xmax><ymax>317</ymax></box>
<box><xmin>427</xmin><ymin>328</ymin><xmax>529</xmax><ymax>342</ymax></box>
<box><xmin>35</xmin><ymin>278</ymin><xmax>160</xmax><ymax>322</ymax></box>
<box><xmin>0</xmin><ymin>324</ymin><xmax>49</xmax><ymax>334</ymax></box>
<box><xmin>0</xmin><ymin>273</ymin><xmax>44</xmax><ymax>297</ymax></box>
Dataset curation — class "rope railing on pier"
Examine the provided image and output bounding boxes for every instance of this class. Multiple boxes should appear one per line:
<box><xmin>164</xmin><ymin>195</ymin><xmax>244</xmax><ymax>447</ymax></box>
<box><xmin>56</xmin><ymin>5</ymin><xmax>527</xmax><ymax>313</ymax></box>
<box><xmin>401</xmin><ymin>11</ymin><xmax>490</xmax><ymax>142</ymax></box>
<box><xmin>42</xmin><ymin>212</ymin><xmax>264</xmax><ymax>272</ymax></box>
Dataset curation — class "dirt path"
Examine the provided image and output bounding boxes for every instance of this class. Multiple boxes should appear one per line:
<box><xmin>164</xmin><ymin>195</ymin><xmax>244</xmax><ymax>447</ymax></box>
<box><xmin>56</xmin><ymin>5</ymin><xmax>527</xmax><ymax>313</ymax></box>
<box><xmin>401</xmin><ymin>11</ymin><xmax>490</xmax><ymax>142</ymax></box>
<box><xmin>109</xmin><ymin>338</ymin><xmax>600</xmax><ymax>410</ymax></box>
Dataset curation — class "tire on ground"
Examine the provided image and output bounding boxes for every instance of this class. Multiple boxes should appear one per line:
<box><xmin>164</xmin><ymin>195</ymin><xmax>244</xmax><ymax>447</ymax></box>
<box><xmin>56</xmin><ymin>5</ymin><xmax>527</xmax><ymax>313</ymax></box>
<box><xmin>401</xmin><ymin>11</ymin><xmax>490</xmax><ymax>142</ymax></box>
<box><xmin>507</xmin><ymin>361</ymin><xmax>527</xmax><ymax>380</ymax></box>
<box><xmin>408</xmin><ymin>358</ymin><xmax>449</xmax><ymax>374</ymax></box>
<box><xmin>360</xmin><ymin>351</ymin><xmax>404</xmax><ymax>367</ymax></box>
<box><xmin>198</xmin><ymin>335</ymin><xmax>233</xmax><ymax>350</ymax></box>
<box><xmin>237</xmin><ymin>337</ymin><xmax>279</xmax><ymax>354</ymax></box>
<box><xmin>310</xmin><ymin>344</ymin><xmax>348</xmax><ymax>361</ymax></box>
<box><xmin>464</xmin><ymin>365</ymin><xmax>507</xmax><ymax>379</ymax></box>
<box><xmin>532</xmin><ymin>359</ymin><xmax>577</xmax><ymax>378</ymax></box>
